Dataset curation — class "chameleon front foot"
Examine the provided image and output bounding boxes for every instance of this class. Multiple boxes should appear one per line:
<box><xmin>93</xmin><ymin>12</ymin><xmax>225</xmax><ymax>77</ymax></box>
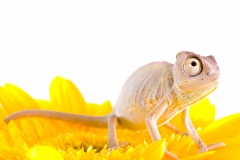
<box><xmin>208</xmin><ymin>142</ymin><xmax>225</xmax><ymax>150</ymax></box>
<box><xmin>108</xmin><ymin>142</ymin><xmax>129</xmax><ymax>151</ymax></box>
<box><xmin>108</xmin><ymin>145</ymin><xmax>118</xmax><ymax>151</ymax></box>
<box><xmin>198</xmin><ymin>142</ymin><xmax>225</xmax><ymax>153</ymax></box>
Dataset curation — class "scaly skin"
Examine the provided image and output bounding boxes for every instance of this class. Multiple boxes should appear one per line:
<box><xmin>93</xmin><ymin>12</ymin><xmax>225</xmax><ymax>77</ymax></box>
<box><xmin>4</xmin><ymin>51</ymin><xmax>225</xmax><ymax>159</ymax></box>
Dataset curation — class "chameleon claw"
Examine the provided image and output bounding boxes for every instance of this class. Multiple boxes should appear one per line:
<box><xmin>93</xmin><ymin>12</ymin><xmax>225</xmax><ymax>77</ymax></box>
<box><xmin>207</xmin><ymin>142</ymin><xmax>225</xmax><ymax>151</ymax></box>
<box><xmin>165</xmin><ymin>149</ymin><xmax>179</xmax><ymax>160</ymax></box>
<box><xmin>198</xmin><ymin>142</ymin><xmax>225</xmax><ymax>153</ymax></box>
<box><xmin>108</xmin><ymin>142</ymin><xmax>129</xmax><ymax>151</ymax></box>
<box><xmin>108</xmin><ymin>145</ymin><xmax>118</xmax><ymax>151</ymax></box>
<box><xmin>198</xmin><ymin>144</ymin><xmax>208</xmax><ymax>153</ymax></box>
<box><xmin>119</xmin><ymin>141</ymin><xmax>129</xmax><ymax>147</ymax></box>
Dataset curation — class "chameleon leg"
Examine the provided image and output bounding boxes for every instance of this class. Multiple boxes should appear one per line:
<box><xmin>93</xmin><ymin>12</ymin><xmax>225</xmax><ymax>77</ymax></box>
<box><xmin>182</xmin><ymin>107</ymin><xmax>225</xmax><ymax>153</ymax></box>
<box><xmin>164</xmin><ymin>122</ymin><xmax>187</xmax><ymax>135</ymax></box>
<box><xmin>108</xmin><ymin>115</ymin><xmax>119</xmax><ymax>150</ymax></box>
<box><xmin>146</xmin><ymin>102</ymin><xmax>178</xmax><ymax>160</ymax></box>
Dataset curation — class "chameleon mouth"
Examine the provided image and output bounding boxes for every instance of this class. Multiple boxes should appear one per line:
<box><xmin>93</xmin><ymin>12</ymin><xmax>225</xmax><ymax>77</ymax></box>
<box><xmin>204</xmin><ymin>74</ymin><xmax>220</xmax><ymax>84</ymax></box>
<box><xmin>179</xmin><ymin>74</ymin><xmax>220</xmax><ymax>92</ymax></box>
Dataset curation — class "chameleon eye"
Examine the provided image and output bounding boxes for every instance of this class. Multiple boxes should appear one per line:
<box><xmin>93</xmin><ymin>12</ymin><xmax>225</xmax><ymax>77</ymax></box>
<box><xmin>183</xmin><ymin>57</ymin><xmax>202</xmax><ymax>76</ymax></box>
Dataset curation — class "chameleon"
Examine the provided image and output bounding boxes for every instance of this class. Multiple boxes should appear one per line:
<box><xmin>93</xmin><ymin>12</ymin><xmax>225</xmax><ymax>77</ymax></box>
<box><xmin>4</xmin><ymin>51</ymin><xmax>224</xmax><ymax>159</ymax></box>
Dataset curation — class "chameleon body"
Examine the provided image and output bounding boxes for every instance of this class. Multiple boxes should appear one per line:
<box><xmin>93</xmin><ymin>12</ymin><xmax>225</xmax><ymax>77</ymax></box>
<box><xmin>4</xmin><ymin>51</ymin><xmax>224</xmax><ymax>159</ymax></box>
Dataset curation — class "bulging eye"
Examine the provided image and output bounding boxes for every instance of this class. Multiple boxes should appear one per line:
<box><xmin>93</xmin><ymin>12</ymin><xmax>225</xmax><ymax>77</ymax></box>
<box><xmin>183</xmin><ymin>57</ymin><xmax>202</xmax><ymax>76</ymax></box>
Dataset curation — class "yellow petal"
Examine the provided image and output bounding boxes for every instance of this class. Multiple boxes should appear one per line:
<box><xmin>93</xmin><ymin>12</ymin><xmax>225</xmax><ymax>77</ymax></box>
<box><xmin>7</xmin><ymin>121</ymin><xmax>28</xmax><ymax>147</ymax></box>
<box><xmin>141</xmin><ymin>139</ymin><xmax>166</xmax><ymax>160</ymax></box>
<box><xmin>27</xmin><ymin>145</ymin><xmax>64</xmax><ymax>160</ymax></box>
<box><xmin>0</xmin><ymin>104</ymin><xmax>8</xmax><ymax>127</ymax></box>
<box><xmin>35</xmin><ymin>99</ymin><xmax>51</xmax><ymax>110</ymax></box>
<box><xmin>181</xmin><ymin>151</ymin><xmax>216</xmax><ymax>160</ymax></box>
<box><xmin>189</xmin><ymin>98</ymin><xmax>215</xmax><ymax>127</ymax></box>
<box><xmin>0</xmin><ymin>84</ymin><xmax>39</xmax><ymax>115</ymax></box>
<box><xmin>205</xmin><ymin>138</ymin><xmax>240</xmax><ymax>160</ymax></box>
<box><xmin>200</xmin><ymin>113</ymin><xmax>240</xmax><ymax>142</ymax></box>
<box><xmin>86</xmin><ymin>100</ymin><xmax>112</xmax><ymax>116</ymax></box>
<box><xmin>49</xmin><ymin>76</ymin><xmax>87</xmax><ymax>113</ymax></box>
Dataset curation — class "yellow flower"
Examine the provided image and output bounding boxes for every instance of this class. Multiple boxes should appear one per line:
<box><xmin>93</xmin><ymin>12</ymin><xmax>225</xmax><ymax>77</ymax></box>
<box><xmin>0</xmin><ymin>76</ymin><xmax>240</xmax><ymax>160</ymax></box>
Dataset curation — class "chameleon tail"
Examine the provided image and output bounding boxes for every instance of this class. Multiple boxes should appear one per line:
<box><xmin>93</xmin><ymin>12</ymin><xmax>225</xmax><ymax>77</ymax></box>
<box><xmin>4</xmin><ymin>109</ymin><xmax>110</xmax><ymax>128</ymax></box>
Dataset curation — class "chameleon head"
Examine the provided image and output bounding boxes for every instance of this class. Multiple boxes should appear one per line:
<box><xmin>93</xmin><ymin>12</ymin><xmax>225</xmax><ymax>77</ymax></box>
<box><xmin>173</xmin><ymin>51</ymin><xmax>220</xmax><ymax>94</ymax></box>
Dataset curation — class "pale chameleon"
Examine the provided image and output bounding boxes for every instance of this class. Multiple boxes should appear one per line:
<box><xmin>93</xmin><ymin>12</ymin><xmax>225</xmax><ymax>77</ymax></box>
<box><xmin>5</xmin><ymin>51</ymin><xmax>225</xmax><ymax>159</ymax></box>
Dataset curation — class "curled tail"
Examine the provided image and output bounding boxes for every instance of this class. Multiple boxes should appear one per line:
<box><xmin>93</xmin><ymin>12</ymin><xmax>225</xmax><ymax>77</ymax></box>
<box><xmin>4</xmin><ymin>110</ymin><xmax>111</xmax><ymax>128</ymax></box>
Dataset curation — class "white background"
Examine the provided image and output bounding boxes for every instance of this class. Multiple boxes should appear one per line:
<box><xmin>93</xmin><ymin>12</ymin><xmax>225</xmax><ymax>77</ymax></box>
<box><xmin>0</xmin><ymin>1</ymin><xmax>239</xmax><ymax>119</ymax></box>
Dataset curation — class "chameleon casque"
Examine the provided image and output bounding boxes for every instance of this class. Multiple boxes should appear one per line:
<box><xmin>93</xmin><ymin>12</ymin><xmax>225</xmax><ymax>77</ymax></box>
<box><xmin>5</xmin><ymin>51</ymin><xmax>224</xmax><ymax>159</ymax></box>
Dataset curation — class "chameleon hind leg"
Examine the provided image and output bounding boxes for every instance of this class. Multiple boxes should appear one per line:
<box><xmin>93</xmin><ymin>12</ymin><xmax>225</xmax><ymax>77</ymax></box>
<box><xmin>108</xmin><ymin>115</ymin><xmax>119</xmax><ymax>150</ymax></box>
